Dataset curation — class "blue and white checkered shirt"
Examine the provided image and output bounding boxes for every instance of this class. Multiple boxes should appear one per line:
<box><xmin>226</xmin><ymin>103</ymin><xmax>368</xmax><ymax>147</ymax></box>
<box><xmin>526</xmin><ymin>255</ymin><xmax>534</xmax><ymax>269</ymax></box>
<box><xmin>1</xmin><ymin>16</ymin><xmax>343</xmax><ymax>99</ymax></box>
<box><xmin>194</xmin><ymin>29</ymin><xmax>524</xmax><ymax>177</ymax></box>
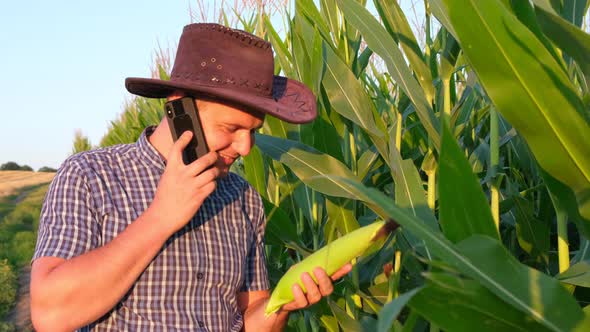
<box><xmin>33</xmin><ymin>126</ymin><xmax>269</xmax><ymax>331</ymax></box>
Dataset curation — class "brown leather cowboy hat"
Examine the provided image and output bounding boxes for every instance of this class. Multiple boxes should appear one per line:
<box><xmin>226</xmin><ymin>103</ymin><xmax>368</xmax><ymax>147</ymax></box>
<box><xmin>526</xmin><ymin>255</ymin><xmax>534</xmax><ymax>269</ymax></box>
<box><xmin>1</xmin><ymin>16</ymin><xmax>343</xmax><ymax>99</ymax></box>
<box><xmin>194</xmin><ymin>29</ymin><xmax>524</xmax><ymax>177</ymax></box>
<box><xmin>125</xmin><ymin>23</ymin><xmax>317</xmax><ymax>124</ymax></box>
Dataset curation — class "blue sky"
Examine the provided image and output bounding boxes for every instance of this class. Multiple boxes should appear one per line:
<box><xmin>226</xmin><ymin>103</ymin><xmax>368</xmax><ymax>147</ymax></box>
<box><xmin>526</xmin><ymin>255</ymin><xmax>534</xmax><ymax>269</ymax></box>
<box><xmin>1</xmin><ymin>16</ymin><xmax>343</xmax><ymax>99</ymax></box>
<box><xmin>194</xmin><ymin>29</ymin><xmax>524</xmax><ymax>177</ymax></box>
<box><xmin>0</xmin><ymin>0</ymin><xmax>424</xmax><ymax>171</ymax></box>
<box><xmin>0</xmin><ymin>0</ymin><xmax>192</xmax><ymax>170</ymax></box>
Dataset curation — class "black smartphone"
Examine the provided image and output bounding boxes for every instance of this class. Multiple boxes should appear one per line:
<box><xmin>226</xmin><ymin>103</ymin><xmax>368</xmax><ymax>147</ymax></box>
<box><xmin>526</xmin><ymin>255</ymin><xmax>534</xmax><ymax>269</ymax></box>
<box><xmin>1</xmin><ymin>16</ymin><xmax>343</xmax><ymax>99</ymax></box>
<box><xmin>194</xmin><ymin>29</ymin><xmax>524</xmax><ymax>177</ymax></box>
<box><xmin>164</xmin><ymin>97</ymin><xmax>209</xmax><ymax>165</ymax></box>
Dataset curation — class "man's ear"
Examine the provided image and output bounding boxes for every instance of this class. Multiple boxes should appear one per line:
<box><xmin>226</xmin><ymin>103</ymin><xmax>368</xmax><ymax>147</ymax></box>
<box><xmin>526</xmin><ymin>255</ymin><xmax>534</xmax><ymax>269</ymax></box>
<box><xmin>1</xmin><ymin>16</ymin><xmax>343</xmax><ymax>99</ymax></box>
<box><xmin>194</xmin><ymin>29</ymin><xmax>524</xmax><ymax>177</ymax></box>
<box><xmin>195</xmin><ymin>98</ymin><xmax>208</xmax><ymax>112</ymax></box>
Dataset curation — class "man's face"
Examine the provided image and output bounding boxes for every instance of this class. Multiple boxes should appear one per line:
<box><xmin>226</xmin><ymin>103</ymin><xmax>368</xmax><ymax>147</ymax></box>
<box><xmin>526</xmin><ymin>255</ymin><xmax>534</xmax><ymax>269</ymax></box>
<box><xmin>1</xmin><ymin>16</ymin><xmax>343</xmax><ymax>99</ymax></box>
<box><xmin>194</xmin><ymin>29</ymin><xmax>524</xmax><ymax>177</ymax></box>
<box><xmin>196</xmin><ymin>99</ymin><xmax>265</xmax><ymax>177</ymax></box>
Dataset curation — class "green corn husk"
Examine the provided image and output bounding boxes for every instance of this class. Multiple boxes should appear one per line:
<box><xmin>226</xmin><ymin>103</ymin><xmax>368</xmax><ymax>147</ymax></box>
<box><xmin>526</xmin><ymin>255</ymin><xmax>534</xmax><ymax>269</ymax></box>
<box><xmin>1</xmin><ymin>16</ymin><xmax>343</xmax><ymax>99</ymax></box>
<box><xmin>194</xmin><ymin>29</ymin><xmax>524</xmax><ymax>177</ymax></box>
<box><xmin>264</xmin><ymin>219</ymin><xmax>397</xmax><ymax>316</ymax></box>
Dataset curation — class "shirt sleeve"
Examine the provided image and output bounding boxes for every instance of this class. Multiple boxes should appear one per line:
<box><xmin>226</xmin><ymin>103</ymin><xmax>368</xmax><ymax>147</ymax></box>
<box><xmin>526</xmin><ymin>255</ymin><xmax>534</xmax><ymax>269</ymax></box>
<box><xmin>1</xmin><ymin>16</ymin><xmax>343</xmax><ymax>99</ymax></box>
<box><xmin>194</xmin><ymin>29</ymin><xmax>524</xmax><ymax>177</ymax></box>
<box><xmin>240</xmin><ymin>185</ymin><xmax>270</xmax><ymax>292</ymax></box>
<box><xmin>32</xmin><ymin>157</ymin><xmax>100</xmax><ymax>262</ymax></box>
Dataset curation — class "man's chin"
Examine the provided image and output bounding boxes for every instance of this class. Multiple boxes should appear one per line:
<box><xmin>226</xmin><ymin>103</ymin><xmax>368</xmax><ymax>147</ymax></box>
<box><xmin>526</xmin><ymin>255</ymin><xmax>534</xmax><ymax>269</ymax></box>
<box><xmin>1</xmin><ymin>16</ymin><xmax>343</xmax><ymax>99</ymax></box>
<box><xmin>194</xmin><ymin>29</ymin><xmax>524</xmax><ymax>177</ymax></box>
<box><xmin>215</xmin><ymin>164</ymin><xmax>230</xmax><ymax>177</ymax></box>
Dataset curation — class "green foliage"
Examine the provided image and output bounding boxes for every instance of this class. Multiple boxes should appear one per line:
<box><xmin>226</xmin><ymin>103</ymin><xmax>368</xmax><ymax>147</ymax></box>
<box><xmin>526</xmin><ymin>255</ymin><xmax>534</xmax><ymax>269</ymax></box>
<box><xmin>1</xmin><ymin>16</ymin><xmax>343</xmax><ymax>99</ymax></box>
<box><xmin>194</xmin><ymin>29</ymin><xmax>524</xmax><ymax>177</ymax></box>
<box><xmin>71</xmin><ymin>129</ymin><xmax>93</xmax><ymax>155</ymax></box>
<box><xmin>0</xmin><ymin>322</ymin><xmax>16</xmax><ymax>332</ymax></box>
<box><xmin>0</xmin><ymin>185</ymin><xmax>47</xmax><ymax>327</ymax></box>
<box><xmin>0</xmin><ymin>197</ymin><xmax>17</xmax><ymax>220</ymax></box>
<box><xmin>408</xmin><ymin>273</ymin><xmax>551</xmax><ymax>331</ymax></box>
<box><xmin>440</xmin><ymin>0</ymin><xmax>590</xmax><ymax>238</ymax></box>
<box><xmin>8</xmin><ymin>232</ymin><xmax>36</xmax><ymax>267</ymax></box>
<box><xmin>0</xmin><ymin>259</ymin><xmax>16</xmax><ymax>319</ymax></box>
<box><xmin>0</xmin><ymin>185</ymin><xmax>47</xmax><ymax>268</ymax></box>
<box><xmin>248</xmin><ymin>0</ymin><xmax>590</xmax><ymax>330</ymax></box>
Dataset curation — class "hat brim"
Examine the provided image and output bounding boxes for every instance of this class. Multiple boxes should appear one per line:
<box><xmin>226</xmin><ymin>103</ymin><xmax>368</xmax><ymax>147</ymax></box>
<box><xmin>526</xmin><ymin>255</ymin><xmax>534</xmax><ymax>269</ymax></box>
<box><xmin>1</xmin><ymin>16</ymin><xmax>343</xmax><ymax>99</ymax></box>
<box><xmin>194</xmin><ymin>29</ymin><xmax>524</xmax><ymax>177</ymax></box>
<box><xmin>125</xmin><ymin>76</ymin><xmax>317</xmax><ymax>124</ymax></box>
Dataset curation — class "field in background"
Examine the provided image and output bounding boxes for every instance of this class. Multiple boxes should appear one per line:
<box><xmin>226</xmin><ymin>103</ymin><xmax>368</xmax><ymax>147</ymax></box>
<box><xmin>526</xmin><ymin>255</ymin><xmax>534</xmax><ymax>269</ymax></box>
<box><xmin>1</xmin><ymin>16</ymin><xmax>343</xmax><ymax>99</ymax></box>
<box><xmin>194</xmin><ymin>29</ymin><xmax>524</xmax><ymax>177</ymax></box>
<box><xmin>0</xmin><ymin>171</ymin><xmax>54</xmax><ymax>331</ymax></box>
<box><xmin>0</xmin><ymin>171</ymin><xmax>55</xmax><ymax>199</ymax></box>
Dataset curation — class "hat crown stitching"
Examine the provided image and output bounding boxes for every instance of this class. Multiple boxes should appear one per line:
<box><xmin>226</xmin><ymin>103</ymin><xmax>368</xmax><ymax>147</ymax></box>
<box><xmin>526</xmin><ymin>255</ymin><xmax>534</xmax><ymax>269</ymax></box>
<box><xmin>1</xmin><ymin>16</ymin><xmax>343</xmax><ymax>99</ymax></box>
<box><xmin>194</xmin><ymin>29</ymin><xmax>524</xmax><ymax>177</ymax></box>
<box><xmin>185</xmin><ymin>23</ymin><xmax>269</xmax><ymax>49</ymax></box>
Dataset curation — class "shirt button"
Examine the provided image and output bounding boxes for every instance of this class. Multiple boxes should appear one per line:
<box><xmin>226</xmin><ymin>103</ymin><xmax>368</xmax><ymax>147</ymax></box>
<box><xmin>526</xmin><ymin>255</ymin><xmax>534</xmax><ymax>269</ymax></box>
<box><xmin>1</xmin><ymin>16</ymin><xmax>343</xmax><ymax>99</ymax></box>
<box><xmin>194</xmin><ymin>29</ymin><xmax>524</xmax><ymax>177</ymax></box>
<box><xmin>197</xmin><ymin>272</ymin><xmax>204</xmax><ymax>280</ymax></box>
<box><xmin>198</xmin><ymin>320</ymin><xmax>205</xmax><ymax>328</ymax></box>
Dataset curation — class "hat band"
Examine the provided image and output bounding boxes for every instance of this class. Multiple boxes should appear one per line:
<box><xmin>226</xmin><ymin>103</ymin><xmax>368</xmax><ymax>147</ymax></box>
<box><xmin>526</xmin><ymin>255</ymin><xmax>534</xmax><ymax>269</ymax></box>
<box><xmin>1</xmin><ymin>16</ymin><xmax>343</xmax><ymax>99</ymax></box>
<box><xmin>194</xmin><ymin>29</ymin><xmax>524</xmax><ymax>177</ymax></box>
<box><xmin>171</xmin><ymin>72</ymin><xmax>273</xmax><ymax>97</ymax></box>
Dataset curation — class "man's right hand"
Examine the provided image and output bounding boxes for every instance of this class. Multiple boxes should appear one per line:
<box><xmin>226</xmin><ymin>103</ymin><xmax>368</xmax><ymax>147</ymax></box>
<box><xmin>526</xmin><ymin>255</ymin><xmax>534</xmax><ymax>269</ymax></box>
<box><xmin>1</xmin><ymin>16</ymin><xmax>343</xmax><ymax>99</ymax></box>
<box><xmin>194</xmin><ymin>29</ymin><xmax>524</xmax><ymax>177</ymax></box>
<box><xmin>147</xmin><ymin>130</ymin><xmax>220</xmax><ymax>235</ymax></box>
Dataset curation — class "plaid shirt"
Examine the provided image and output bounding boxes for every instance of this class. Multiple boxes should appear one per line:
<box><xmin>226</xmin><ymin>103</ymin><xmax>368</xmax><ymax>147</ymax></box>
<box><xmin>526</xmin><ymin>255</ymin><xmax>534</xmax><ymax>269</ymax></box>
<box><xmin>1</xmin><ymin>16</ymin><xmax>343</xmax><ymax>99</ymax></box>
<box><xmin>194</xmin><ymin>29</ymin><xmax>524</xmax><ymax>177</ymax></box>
<box><xmin>33</xmin><ymin>126</ymin><xmax>269</xmax><ymax>331</ymax></box>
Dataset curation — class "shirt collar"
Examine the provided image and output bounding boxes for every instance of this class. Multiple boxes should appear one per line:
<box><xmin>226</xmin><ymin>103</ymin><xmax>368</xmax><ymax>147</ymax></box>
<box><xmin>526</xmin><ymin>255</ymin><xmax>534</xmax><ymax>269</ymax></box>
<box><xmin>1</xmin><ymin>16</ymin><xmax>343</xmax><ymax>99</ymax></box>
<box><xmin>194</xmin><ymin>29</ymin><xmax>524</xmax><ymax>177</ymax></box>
<box><xmin>137</xmin><ymin>126</ymin><xmax>166</xmax><ymax>173</ymax></box>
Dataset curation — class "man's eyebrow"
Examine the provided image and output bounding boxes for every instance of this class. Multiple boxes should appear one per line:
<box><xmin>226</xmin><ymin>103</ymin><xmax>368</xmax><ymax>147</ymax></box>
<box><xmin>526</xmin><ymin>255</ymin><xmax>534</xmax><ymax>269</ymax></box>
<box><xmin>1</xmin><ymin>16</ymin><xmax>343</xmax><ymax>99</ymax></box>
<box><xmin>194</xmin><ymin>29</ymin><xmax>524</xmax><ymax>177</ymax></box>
<box><xmin>222</xmin><ymin>121</ymin><xmax>263</xmax><ymax>131</ymax></box>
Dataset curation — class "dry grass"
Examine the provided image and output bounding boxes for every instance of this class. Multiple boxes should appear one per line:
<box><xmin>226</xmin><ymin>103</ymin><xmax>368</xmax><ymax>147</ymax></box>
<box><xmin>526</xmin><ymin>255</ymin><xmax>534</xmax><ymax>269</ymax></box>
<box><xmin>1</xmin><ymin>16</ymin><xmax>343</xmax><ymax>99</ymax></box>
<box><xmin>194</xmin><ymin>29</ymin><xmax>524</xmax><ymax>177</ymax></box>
<box><xmin>0</xmin><ymin>171</ymin><xmax>55</xmax><ymax>199</ymax></box>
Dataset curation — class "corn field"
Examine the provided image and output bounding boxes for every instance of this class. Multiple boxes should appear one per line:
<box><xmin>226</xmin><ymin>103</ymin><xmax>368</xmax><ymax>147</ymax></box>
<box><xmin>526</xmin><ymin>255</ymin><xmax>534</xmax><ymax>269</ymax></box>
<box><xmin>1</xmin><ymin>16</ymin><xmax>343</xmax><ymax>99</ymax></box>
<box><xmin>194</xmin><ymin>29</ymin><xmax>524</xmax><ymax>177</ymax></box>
<box><xmin>78</xmin><ymin>0</ymin><xmax>590</xmax><ymax>330</ymax></box>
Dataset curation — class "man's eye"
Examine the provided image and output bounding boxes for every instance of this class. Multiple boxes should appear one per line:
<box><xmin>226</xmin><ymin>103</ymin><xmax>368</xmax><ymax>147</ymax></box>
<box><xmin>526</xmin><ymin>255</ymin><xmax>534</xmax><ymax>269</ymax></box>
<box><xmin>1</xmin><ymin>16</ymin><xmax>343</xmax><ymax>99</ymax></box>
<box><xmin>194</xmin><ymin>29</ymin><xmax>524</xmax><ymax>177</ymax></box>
<box><xmin>224</xmin><ymin>125</ymin><xmax>237</xmax><ymax>132</ymax></box>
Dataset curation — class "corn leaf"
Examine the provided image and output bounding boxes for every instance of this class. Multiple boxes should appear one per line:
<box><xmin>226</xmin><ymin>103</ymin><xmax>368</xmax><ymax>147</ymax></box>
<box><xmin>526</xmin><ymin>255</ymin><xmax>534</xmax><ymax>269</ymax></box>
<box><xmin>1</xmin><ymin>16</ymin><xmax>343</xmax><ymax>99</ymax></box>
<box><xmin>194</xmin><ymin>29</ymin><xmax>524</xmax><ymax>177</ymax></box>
<box><xmin>373</xmin><ymin>0</ymin><xmax>434</xmax><ymax>103</ymax></box>
<box><xmin>243</xmin><ymin>146</ymin><xmax>267</xmax><ymax>200</ymax></box>
<box><xmin>325</xmin><ymin>197</ymin><xmax>360</xmax><ymax>240</ymax></box>
<box><xmin>377</xmin><ymin>288</ymin><xmax>422</xmax><ymax>332</ymax></box>
<box><xmin>513</xmin><ymin>197</ymin><xmax>550</xmax><ymax>263</ymax></box>
<box><xmin>429</xmin><ymin>0</ymin><xmax>458</xmax><ymax>39</ymax></box>
<box><xmin>409</xmin><ymin>272</ymin><xmax>552</xmax><ymax>332</ymax></box>
<box><xmin>439</xmin><ymin>122</ymin><xmax>499</xmax><ymax>243</ymax></box>
<box><xmin>557</xmin><ymin>261</ymin><xmax>590</xmax><ymax>287</ymax></box>
<box><xmin>533</xmin><ymin>2</ymin><xmax>590</xmax><ymax>83</ymax></box>
<box><xmin>263</xmin><ymin>15</ymin><xmax>294</xmax><ymax>78</ymax></box>
<box><xmin>262</xmin><ymin>197</ymin><xmax>301</xmax><ymax>248</ymax></box>
<box><xmin>321</xmin><ymin>42</ymin><xmax>382</xmax><ymax>138</ymax></box>
<box><xmin>335</xmin><ymin>0</ymin><xmax>441</xmax><ymax>150</ymax></box>
<box><xmin>329</xmin><ymin>177</ymin><xmax>587</xmax><ymax>331</ymax></box>
<box><xmin>309</xmin><ymin>115</ymin><xmax>346</xmax><ymax>163</ymax></box>
<box><xmin>562</xmin><ymin>0</ymin><xmax>590</xmax><ymax>27</ymax></box>
<box><xmin>263</xmin><ymin>113</ymin><xmax>294</xmax><ymax>140</ymax></box>
<box><xmin>572</xmin><ymin>239</ymin><xmax>590</xmax><ymax>264</ymax></box>
<box><xmin>321</xmin><ymin>40</ymin><xmax>390</xmax><ymax>159</ymax></box>
<box><xmin>295</xmin><ymin>0</ymin><xmax>332</xmax><ymax>46</ymax></box>
<box><xmin>357</xmin><ymin>146</ymin><xmax>382</xmax><ymax>182</ymax></box>
<box><xmin>455</xmin><ymin>235</ymin><xmax>589</xmax><ymax>331</ymax></box>
<box><xmin>438</xmin><ymin>29</ymin><xmax>461</xmax><ymax>81</ymax></box>
<box><xmin>319</xmin><ymin>0</ymin><xmax>340</xmax><ymax>42</ymax></box>
<box><xmin>395</xmin><ymin>159</ymin><xmax>438</xmax><ymax>233</ymax></box>
<box><xmin>255</xmin><ymin>134</ymin><xmax>358</xmax><ymax>199</ymax></box>
<box><xmin>389</xmin><ymin>145</ymin><xmax>438</xmax><ymax>258</ymax></box>
<box><xmin>327</xmin><ymin>299</ymin><xmax>363</xmax><ymax>331</ymax></box>
<box><xmin>291</xmin><ymin>17</ymin><xmax>312</xmax><ymax>85</ymax></box>
<box><xmin>439</xmin><ymin>0</ymin><xmax>590</xmax><ymax>237</ymax></box>
<box><xmin>508</xmin><ymin>0</ymin><xmax>566</xmax><ymax>70</ymax></box>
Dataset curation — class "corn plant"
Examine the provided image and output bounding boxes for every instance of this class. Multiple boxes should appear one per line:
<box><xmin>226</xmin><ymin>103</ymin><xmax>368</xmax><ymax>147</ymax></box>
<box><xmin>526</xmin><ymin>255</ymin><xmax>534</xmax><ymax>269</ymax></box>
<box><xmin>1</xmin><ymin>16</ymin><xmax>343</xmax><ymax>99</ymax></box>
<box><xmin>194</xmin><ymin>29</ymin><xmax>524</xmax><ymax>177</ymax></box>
<box><xmin>239</xmin><ymin>0</ymin><xmax>590</xmax><ymax>330</ymax></box>
<box><xmin>71</xmin><ymin>129</ymin><xmax>93</xmax><ymax>154</ymax></box>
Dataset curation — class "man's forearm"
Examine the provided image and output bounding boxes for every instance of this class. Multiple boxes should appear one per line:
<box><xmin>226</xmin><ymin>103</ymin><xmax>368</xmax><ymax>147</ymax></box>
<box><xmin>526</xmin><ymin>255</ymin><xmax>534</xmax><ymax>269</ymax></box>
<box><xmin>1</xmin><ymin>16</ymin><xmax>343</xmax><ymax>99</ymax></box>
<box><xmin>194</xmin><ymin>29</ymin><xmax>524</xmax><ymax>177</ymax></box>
<box><xmin>31</xmin><ymin>208</ymin><xmax>173</xmax><ymax>331</ymax></box>
<box><xmin>242</xmin><ymin>298</ymin><xmax>290</xmax><ymax>332</ymax></box>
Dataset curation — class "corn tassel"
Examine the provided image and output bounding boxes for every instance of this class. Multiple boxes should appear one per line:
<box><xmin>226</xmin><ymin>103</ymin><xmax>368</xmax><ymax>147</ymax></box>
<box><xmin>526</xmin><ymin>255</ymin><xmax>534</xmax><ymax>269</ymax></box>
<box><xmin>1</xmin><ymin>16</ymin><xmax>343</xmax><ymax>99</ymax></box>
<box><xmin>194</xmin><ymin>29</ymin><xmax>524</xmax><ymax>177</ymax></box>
<box><xmin>264</xmin><ymin>219</ymin><xmax>398</xmax><ymax>316</ymax></box>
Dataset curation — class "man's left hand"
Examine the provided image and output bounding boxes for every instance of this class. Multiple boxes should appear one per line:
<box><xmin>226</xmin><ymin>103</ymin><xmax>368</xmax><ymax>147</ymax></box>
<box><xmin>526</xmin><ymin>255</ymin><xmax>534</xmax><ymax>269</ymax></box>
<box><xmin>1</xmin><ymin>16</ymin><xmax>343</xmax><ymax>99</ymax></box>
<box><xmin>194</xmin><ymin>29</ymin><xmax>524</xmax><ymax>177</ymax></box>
<box><xmin>282</xmin><ymin>263</ymin><xmax>353</xmax><ymax>311</ymax></box>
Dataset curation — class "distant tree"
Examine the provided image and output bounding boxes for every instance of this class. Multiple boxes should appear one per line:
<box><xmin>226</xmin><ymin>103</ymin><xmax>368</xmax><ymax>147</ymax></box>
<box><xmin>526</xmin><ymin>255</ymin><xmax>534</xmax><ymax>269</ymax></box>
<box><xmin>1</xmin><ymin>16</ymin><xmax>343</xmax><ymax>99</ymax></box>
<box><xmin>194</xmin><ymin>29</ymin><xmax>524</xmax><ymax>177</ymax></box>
<box><xmin>37</xmin><ymin>166</ymin><xmax>57</xmax><ymax>172</ymax></box>
<box><xmin>0</xmin><ymin>162</ymin><xmax>35</xmax><ymax>171</ymax></box>
<box><xmin>0</xmin><ymin>162</ymin><xmax>21</xmax><ymax>170</ymax></box>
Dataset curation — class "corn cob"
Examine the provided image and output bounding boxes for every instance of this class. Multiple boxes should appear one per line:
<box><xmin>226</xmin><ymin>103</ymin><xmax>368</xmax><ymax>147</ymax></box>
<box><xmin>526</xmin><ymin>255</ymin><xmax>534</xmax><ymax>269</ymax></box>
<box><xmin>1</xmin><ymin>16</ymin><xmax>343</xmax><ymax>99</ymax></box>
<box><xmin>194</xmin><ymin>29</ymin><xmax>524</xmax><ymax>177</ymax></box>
<box><xmin>265</xmin><ymin>219</ymin><xmax>398</xmax><ymax>316</ymax></box>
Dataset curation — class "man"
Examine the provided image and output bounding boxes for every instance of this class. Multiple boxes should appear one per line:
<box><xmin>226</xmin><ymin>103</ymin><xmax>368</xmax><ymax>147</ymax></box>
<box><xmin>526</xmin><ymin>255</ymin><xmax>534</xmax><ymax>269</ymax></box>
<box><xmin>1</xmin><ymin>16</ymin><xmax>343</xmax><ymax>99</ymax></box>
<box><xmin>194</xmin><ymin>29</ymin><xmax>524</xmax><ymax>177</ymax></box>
<box><xmin>30</xmin><ymin>23</ymin><xmax>351</xmax><ymax>331</ymax></box>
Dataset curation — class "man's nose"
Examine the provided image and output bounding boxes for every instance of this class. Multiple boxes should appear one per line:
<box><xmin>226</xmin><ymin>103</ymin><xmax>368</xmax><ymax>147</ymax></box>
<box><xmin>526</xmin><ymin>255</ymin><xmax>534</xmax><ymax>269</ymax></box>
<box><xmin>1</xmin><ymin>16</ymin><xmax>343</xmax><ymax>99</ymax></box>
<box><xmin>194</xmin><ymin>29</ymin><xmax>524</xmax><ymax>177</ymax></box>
<box><xmin>232</xmin><ymin>131</ymin><xmax>255</xmax><ymax>156</ymax></box>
